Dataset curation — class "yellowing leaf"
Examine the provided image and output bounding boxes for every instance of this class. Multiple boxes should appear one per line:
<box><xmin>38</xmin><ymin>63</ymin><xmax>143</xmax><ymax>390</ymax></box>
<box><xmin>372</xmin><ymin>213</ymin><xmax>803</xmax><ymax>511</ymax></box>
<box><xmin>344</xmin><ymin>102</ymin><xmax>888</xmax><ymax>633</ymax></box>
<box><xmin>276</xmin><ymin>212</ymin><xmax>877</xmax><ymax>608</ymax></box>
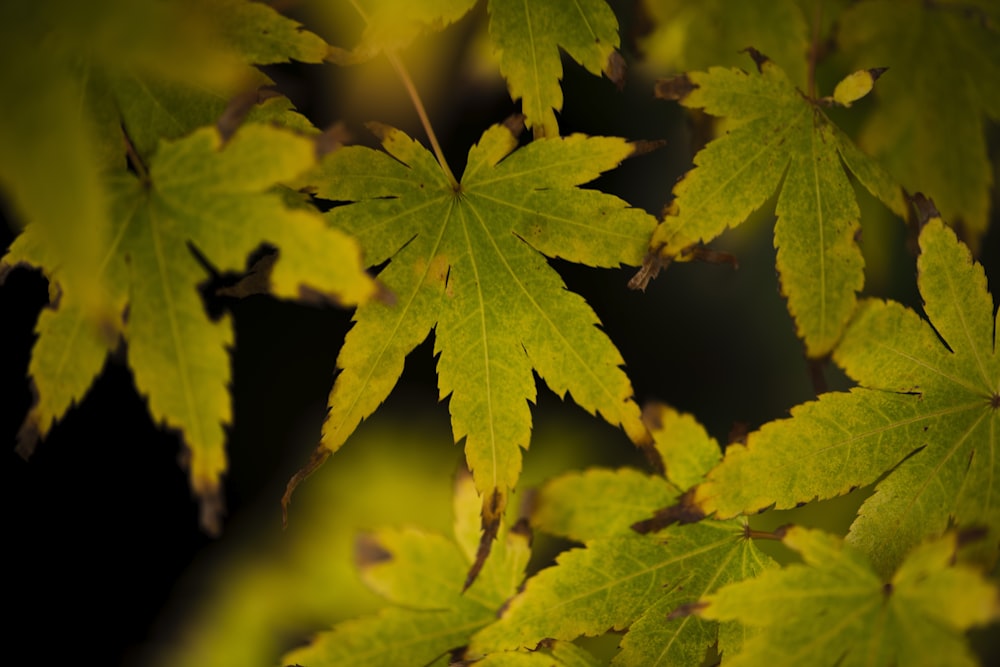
<box><xmin>838</xmin><ymin>0</ymin><xmax>1000</xmax><ymax>248</ymax></box>
<box><xmin>307</xmin><ymin>119</ymin><xmax>655</xmax><ymax>536</ymax></box>
<box><xmin>330</xmin><ymin>0</ymin><xmax>478</xmax><ymax>63</ymax></box>
<box><xmin>644</xmin><ymin>52</ymin><xmax>906</xmax><ymax>357</ymax></box>
<box><xmin>282</xmin><ymin>471</ymin><xmax>531</xmax><ymax>667</ymax></box>
<box><xmin>471</xmin><ymin>407</ymin><xmax>773</xmax><ymax>666</ymax></box>
<box><xmin>3</xmin><ymin>124</ymin><xmax>376</xmax><ymax>532</ymax></box>
<box><xmin>832</xmin><ymin>68</ymin><xmax>887</xmax><ymax>108</ymax></box>
<box><xmin>698</xmin><ymin>528</ymin><xmax>1000</xmax><ymax>667</ymax></box>
<box><xmin>488</xmin><ymin>0</ymin><xmax>624</xmax><ymax>137</ymax></box>
<box><xmin>639</xmin><ymin>0</ymin><xmax>809</xmax><ymax>88</ymax></box>
<box><xmin>693</xmin><ymin>216</ymin><xmax>999</xmax><ymax>575</ymax></box>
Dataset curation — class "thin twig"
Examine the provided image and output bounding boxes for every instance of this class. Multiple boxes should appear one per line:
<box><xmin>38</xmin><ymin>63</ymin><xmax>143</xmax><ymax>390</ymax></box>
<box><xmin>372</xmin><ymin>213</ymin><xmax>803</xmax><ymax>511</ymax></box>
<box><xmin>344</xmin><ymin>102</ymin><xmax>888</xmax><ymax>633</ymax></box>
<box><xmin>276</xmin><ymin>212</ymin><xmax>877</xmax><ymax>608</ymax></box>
<box><xmin>807</xmin><ymin>0</ymin><xmax>822</xmax><ymax>98</ymax></box>
<box><xmin>385</xmin><ymin>50</ymin><xmax>459</xmax><ymax>189</ymax></box>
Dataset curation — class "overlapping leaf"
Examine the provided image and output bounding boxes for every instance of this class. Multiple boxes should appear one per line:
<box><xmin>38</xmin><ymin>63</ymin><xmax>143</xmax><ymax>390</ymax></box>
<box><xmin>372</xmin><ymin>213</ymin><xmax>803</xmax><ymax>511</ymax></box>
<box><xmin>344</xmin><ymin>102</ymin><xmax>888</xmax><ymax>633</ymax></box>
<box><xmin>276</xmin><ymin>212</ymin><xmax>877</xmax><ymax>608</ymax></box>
<box><xmin>838</xmin><ymin>0</ymin><xmax>1000</xmax><ymax>248</ymax></box>
<box><xmin>306</xmin><ymin>118</ymin><xmax>655</xmax><ymax>540</ymax></box>
<box><xmin>640</xmin><ymin>52</ymin><xmax>906</xmax><ymax>357</ymax></box>
<box><xmin>693</xmin><ymin>216</ymin><xmax>999</xmax><ymax>575</ymax></box>
<box><xmin>468</xmin><ymin>404</ymin><xmax>775</xmax><ymax>666</ymax></box>
<box><xmin>488</xmin><ymin>0</ymin><xmax>625</xmax><ymax>137</ymax></box>
<box><xmin>2</xmin><ymin>124</ymin><xmax>376</xmax><ymax>532</ymax></box>
<box><xmin>694</xmin><ymin>528</ymin><xmax>1000</xmax><ymax>666</ymax></box>
<box><xmin>329</xmin><ymin>0</ymin><xmax>478</xmax><ymax>64</ymax></box>
<box><xmin>0</xmin><ymin>0</ymin><xmax>325</xmax><ymax>317</ymax></box>
<box><xmin>638</xmin><ymin>0</ymin><xmax>809</xmax><ymax>88</ymax></box>
<box><xmin>282</xmin><ymin>471</ymin><xmax>531</xmax><ymax>667</ymax></box>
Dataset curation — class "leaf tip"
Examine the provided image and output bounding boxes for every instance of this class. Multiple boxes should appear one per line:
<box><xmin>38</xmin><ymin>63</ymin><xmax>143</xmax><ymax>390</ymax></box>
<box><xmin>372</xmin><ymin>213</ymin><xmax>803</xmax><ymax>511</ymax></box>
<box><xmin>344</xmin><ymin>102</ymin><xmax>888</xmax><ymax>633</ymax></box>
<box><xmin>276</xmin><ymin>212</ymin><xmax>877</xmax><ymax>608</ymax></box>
<box><xmin>605</xmin><ymin>50</ymin><xmax>627</xmax><ymax>91</ymax></box>
<box><xmin>631</xmin><ymin>489</ymin><xmax>707</xmax><ymax>534</ymax></box>
<box><xmin>654</xmin><ymin>74</ymin><xmax>698</xmax><ymax>102</ymax></box>
<box><xmin>464</xmin><ymin>489</ymin><xmax>505</xmax><ymax>592</ymax></box>
<box><xmin>740</xmin><ymin>46</ymin><xmax>772</xmax><ymax>73</ymax></box>
<box><xmin>281</xmin><ymin>446</ymin><xmax>331</xmax><ymax>528</ymax></box>
<box><xmin>354</xmin><ymin>533</ymin><xmax>393</xmax><ymax>568</ymax></box>
<box><xmin>628</xmin><ymin>251</ymin><xmax>671</xmax><ymax>291</ymax></box>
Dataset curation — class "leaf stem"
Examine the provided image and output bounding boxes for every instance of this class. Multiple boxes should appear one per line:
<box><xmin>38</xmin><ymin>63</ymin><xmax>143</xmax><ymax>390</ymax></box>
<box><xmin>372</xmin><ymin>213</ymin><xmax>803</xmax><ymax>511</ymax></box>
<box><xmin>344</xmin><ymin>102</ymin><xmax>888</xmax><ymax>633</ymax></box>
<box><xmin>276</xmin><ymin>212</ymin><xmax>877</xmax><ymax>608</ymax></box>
<box><xmin>386</xmin><ymin>50</ymin><xmax>460</xmax><ymax>189</ymax></box>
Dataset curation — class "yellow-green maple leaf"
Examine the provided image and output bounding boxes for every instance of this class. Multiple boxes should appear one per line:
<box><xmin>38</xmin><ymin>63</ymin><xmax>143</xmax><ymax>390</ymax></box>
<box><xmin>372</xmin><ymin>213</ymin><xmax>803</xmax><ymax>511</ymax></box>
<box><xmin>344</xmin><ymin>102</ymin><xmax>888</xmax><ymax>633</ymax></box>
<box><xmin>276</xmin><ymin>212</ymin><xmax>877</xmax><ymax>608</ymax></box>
<box><xmin>693</xmin><ymin>216</ymin><xmax>999</xmax><ymax>575</ymax></box>
<box><xmin>306</xmin><ymin>118</ymin><xmax>655</xmax><ymax>541</ymax></box>
<box><xmin>838</xmin><ymin>0</ymin><xmax>1000</xmax><ymax>249</ymax></box>
<box><xmin>282</xmin><ymin>471</ymin><xmax>532</xmax><ymax>667</ymax></box>
<box><xmin>470</xmin><ymin>404</ymin><xmax>774</xmax><ymax>666</ymax></box>
<box><xmin>643</xmin><ymin>52</ymin><xmax>906</xmax><ymax>357</ymax></box>
<box><xmin>2</xmin><ymin>124</ymin><xmax>376</xmax><ymax>532</ymax></box>
<box><xmin>488</xmin><ymin>0</ymin><xmax>624</xmax><ymax>137</ymax></box>
<box><xmin>697</xmin><ymin>528</ymin><xmax>1000</xmax><ymax>667</ymax></box>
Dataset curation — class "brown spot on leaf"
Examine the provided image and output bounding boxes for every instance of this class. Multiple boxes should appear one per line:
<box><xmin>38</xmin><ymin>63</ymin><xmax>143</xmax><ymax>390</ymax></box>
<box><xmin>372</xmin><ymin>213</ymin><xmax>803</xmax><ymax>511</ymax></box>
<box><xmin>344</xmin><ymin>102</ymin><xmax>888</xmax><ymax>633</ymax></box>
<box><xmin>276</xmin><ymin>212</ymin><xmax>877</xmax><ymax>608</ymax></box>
<box><xmin>868</xmin><ymin>67</ymin><xmax>889</xmax><ymax>83</ymax></box>
<box><xmin>654</xmin><ymin>74</ymin><xmax>697</xmax><ymax>101</ymax></box>
<box><xmin>282</xmin><ymin>446</ymin><xmax>331</xmax><ymax>528</ymax></box>
<box><xmin>956</xmin><ymin>525</ymin><xmax>988</xmax><ymax>547</ymax></box>
<box><xmin>992</xmin><ymin>393</ymin><xmax>1000</xmax><ymax>409</ymax></box>
<box><xmin>686</xmin><ymin>245</ymin><xmax>739</xmax><ymax>269</ymax></box>
<box><xmin>605</xmin><ymin>51</ymin><xmax>627</xmax><ymax>90</ymax></box>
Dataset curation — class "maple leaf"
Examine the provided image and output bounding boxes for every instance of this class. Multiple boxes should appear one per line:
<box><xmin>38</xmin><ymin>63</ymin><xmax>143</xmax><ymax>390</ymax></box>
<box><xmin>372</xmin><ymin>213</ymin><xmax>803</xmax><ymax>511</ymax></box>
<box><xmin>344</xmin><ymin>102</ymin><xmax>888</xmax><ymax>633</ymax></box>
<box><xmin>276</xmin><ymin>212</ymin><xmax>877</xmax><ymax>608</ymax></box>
<box><xmin>468</xmin><ymin>404</ymin><xmax>775</xmax><ymax>666</ymax></box>
<box><xmin>488</xmin><ymin>0</ymin><xmax>625</xmax><ymax>138</ymax></box>
<box><xmin>328</xmin><ymin>0</ymin><xmax>478</xmax><ymax>64</ymax></box>
<box><xmin>637</xmin><ymin>51</ymin><xmax>906</xmax><ymax>357</ymax></box>
<box><xmin>467</xmin><ymin>640</ymin><xmax>601</xmax><ymax>667</ymax></box>
<box><xmin>2</xmin><ymin>124</ymin><xmax>376</xmax><ymax>533</ymax></box>
<box><xmin>638</xmin><ymin>0</ymin><xmax>810</xmax><ymax>88</ymax></box>
<box><xmin>691</xmin><ymin>211</ymin><xmax>999</xmax><ymax>575</ymax></box>
<box><xmin>692</xmin><ymin>527</ymin><xmax>1000</xmax><ymax>667</ymax></box>
<box><xmin>838</xmin><ymin>0</ymin><xmax>1000</xmax><ymax>248</ymax></box>
<box><xmin>281</xmin><ymin>470</ymin><xmax>532</xmax><ymax>667</ymax></box>
<box><xmin>298</xmin><ymin>117</ymin><xmax>656</xmax><ymax>565</ymax></box>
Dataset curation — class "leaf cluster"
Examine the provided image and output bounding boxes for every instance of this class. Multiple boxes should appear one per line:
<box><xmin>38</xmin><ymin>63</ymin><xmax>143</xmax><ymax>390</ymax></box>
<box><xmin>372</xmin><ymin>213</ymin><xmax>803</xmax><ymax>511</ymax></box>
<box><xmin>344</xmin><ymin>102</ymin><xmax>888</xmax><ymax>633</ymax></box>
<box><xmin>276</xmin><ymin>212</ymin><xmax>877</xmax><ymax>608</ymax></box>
<box><xmin>2</xmin><ymin>0</ymin><xmax>999</xmax><ymax>665</ymax></box>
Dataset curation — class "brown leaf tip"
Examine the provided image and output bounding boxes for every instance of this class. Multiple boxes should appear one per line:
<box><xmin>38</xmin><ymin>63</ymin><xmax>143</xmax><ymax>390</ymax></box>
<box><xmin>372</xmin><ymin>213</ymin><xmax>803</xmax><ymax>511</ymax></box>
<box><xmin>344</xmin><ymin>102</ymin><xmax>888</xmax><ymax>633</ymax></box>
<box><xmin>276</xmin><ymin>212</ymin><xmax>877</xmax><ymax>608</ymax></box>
<box><xmin>355</xmin><ymin>533</ymin><xmax>393</xmax><ymax>568</ymax></box>
<box><xmin>502</xmin><ymin>114</ymin><xmax>527</xmax><ymax>139</ymax></box>
<box><xmin>632</xmin><ymin>490</ymin><xmax>707</xmax><ymax>534</ymax></box>
<box><xmin>667</xmin><ymin>600</ymin><xmax>708</xmax><ymax>620</ymax></box>
<box><xmin>654</xmin><ymin>74</ymin><xmax>697</xmax><ymax>101</ymax></box>
<box><xmin>909</xmin><ymin>192</ymin><xmax>942</xmax><ymax>230</ymax></box>
<box><xmin>605</xmin><ymin>51</ymin><xmax>627</xmax><ymax>91</ymax></box>
<box><xmin>464</xmin><ymin>489</ymin><xmax>505</xmax><ymax>592</ymax></box>
<box><xmin>198</xmin><ymin>486</ymin><xmax>226</xmax><ymax>538</ymax></box>
<box><xmin>629</xmin><ymin>139</ymin><xmax>667</xmax><ymax>158</ymax></box>
<box><xmin>628</xmin><ymin>251</ymin><xmax>671</xmax><ymax>291</ymax></box>
<box><xmin>281</xmin><ymin>446</ymin><xmax>331</xmax><ymax>528</ymax></box>
<box><xmin>740</xmin><ymin>46</ymin><xmax>771</xmax><ymax>72</ymax></box>
<box><xmin>868</xmin><ymin>67</ymin><xmax>889</xmax><ymax>83</ymax></box>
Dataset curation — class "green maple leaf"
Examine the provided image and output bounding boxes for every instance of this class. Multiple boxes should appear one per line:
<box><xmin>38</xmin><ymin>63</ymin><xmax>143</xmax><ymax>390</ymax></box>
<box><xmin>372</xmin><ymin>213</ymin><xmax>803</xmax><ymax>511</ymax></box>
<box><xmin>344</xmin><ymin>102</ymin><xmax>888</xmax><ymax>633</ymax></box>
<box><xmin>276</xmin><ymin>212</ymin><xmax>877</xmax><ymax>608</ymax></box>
<box><xmin>2</xmin><ymin>124</ymin><xmax>376</xmax><ymax>532</ymax></box>
<box><xmin>468</xmin><ymin>404</ymin><xmax>775</xmax><ymax>666</ymax></box>
<box><xmin>692</xmin><ymin>214</ymin><xmax>999</xmax><ymax>575</ymax></box>
<box><xmin>838</xmin><ymin>0</ymin><xmax>1000</xmax><ymax>248</ymax></box>
<box><xmin>303</xmin><ymin>118</ymin><xmax>655</xmax><ymax>543</ymax></box>
<box><xmin>640</xmin><ymin>51</ymin><xmax>906</xmax><ymax>357</ymax></box>
<box><xmin>328</xmin><ymin>0</ymin><xmax>478</xmax><ymax>64</ymax></box>
<box><xmin>281</xmin><ymin>470</ymin><xmax>532</xmax><ymax>667</ymax></box>
<box><xmin>488</xmin><ymin>0</ymin><xmax>625</xmax><ymax>138</ymax></box>
<box><xmin>638</xmin><ymin>0</ymin><xmax>809</xmax><ymax>88</ymax></box>
<box><xmin>694</xmin><ymin>527</ymin><xmax>1000</xmax><ymax>667</ymax></box>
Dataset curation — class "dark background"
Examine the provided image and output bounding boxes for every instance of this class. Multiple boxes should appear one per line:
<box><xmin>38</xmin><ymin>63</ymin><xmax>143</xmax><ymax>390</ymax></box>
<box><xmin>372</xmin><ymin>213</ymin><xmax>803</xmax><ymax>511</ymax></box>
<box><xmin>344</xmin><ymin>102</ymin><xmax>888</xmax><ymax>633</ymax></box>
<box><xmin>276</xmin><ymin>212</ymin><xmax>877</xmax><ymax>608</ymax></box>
<box><xmin>4</xmin><ymin>7</ymin><xmax>999</xmax><ymax>665</ymax></box>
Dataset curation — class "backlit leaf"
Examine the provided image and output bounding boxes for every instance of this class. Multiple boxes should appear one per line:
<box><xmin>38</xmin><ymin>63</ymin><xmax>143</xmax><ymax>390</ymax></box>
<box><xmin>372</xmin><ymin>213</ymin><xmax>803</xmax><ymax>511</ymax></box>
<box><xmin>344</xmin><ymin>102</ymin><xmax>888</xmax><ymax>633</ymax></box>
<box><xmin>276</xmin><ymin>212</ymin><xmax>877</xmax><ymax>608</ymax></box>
<box><xmin>3</xmin><ymin>124</ymin><xmax>376</xmax><ymax>532</ymax></box>
<box><xmin>470</xmin><ymin>407</ymin><xmax>773</xmax><ymax>665</ymax></box>
<box><xmin>693</xmin><ymin>216</ymin><xmax>999</xmax><ymax>575</ymax></box>
<box><xmin>642</xmin><ymin>52</ymin><xmax>906</xmax><ymax>357</ymax></box>
<box><xmin>306</xmin><ymin>119</ymin><xmax>655</xmax><ymax>541</ymax></box>
<box><xmin>838</xmin><ymin>0</ymin><xmax>1000</xmax><ymax>248</ymax></box>
<box><xmin>488</xmin><ymin>0</ymin><xmax>624</xmax><ymax>137</ymax></box>
<box><xmin>283</xmin><ymin>471</ymin><xmax>531</xmax><ymax>667</ymax></box>
<box><xmin>698</xmin><ymin>528</ymin><xmax>1000</xmax><ymax>666</ymax></box>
